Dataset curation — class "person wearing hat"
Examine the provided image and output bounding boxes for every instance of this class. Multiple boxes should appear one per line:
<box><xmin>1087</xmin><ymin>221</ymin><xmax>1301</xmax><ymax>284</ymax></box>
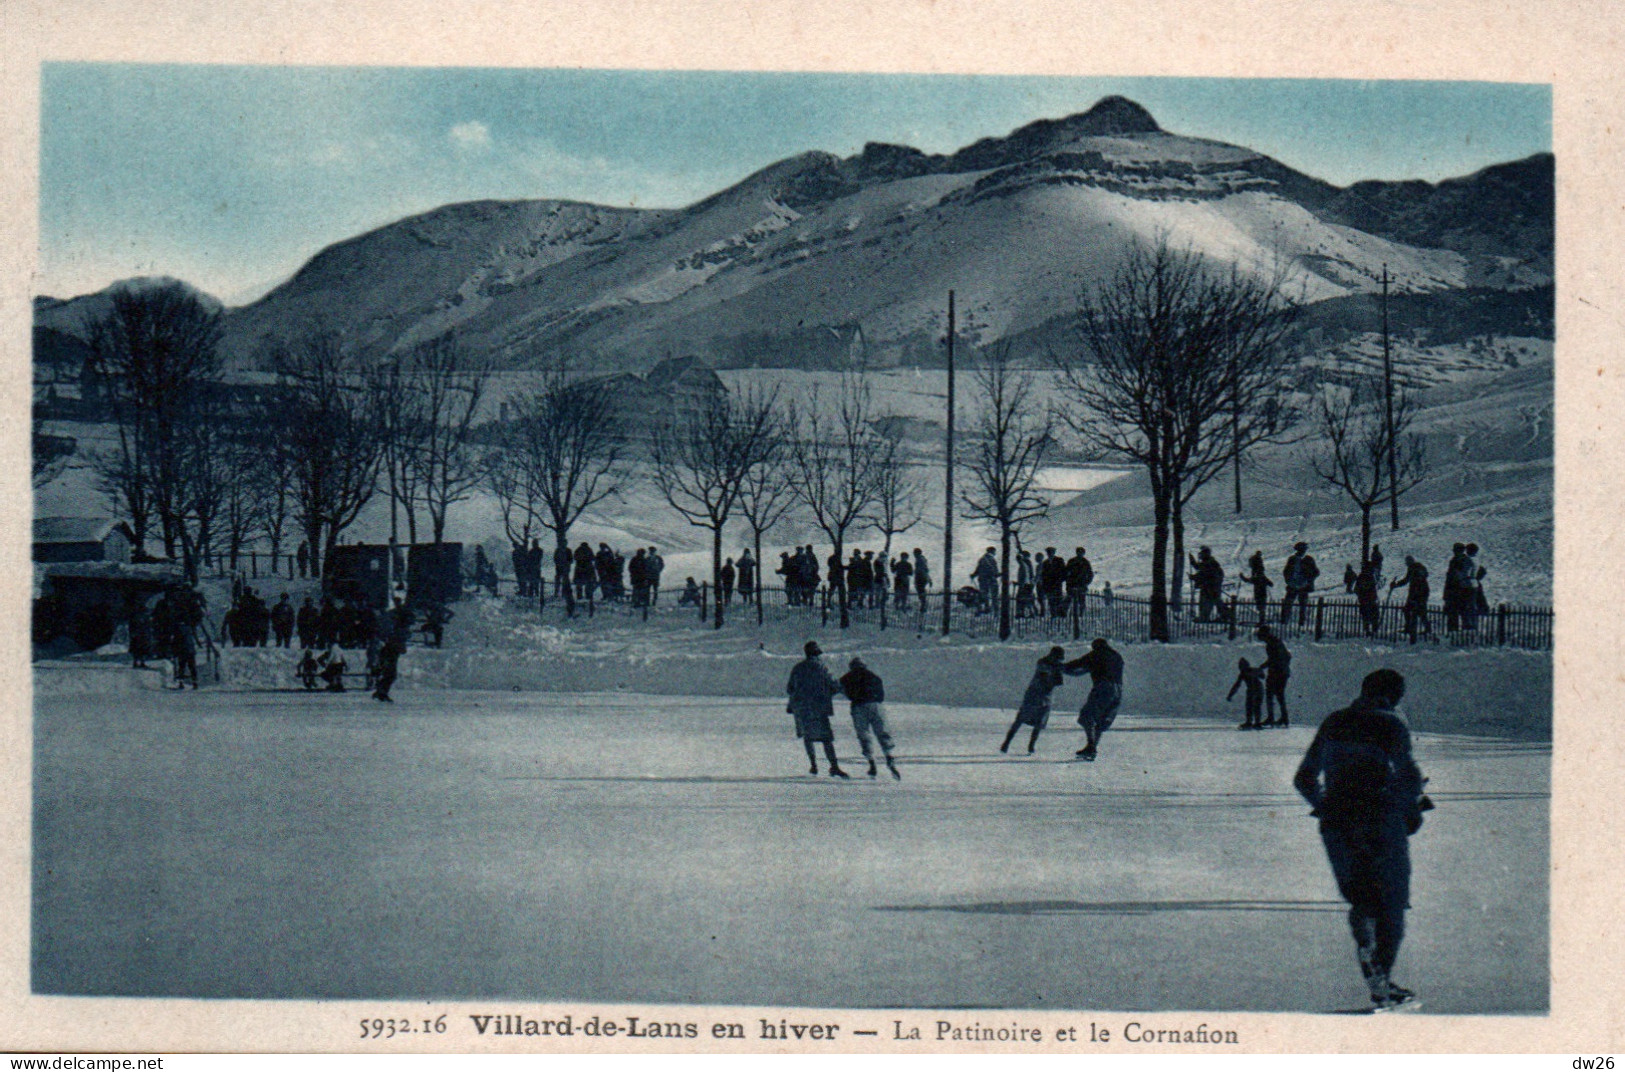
<box><xmin>1293</xmin><ymin>668</ymin><xmax>1431</xmax><ymax>1011</ymax></box>
<box><xmin>786</xmin><ymin>641</ymin><xmax>849</xmax><ymax>778</ymax></box>
<box><xmin>839</xmin><ymin>656</ymin><xmax>899</xmax><ymax>779</ymax></box>
<box><xmin>1001</xmin><ymin>646</ymin><xmax>1074</xmax><ymax>754</ymax></box>
<box><xmin>1066</xmin><ymin>638</ymin><xmax>1125</xmax><ymax>761</ymax></box>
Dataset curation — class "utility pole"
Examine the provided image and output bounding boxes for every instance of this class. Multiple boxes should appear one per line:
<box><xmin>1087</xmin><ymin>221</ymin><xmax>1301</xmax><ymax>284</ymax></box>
<box><xmin>941</xmin><ymin>290</ymin><xmax>955</xmax><ymax>637</ymax></box>
<box><xmin>1231</xmin><ymin>345</ymin><xmax>1242</xmax><ymax>513</ymax></box>
<box><xmin>1381</xmin><ymin>265</ymin><xmax>1399</xmax><ymax>532</ymax></box>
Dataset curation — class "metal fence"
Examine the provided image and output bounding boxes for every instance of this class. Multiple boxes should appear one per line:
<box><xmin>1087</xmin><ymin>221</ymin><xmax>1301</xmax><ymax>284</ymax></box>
<box><xmin>505</xmin><ymin>580</ymin><xmax>1554</xmax><ymax>651</ymax></box>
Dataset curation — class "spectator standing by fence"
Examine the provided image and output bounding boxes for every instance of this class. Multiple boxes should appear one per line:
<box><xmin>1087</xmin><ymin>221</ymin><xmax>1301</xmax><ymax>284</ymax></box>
<box><xmin>738</xmin><ymin>550</ymin><xmax>755</xmax><ymax>604</ymax></box>
<box><xmin>913</xmin><ymin>548</ymin><xmax>931</xmax><ymax>607</ymax></box>
<box><xmin>1067</xmin><ymin>547</ymin><xmax>1094</xmax><ymax>614</ymax></box>
<box><xmin>893</xmin><ymin>553</ymin><xmax>913</xmax><ymax>610</ymax></box>
<box><xmin>1390</xmin><ymin>556</ymin><xmax>1433</xmax><ymax>644</ymax></box>
<box><xmin>1241</xmin><ymin>551</ymin><xmax>1273</xmax><ymax>622</ymax></box>
<box><xmin>1281</xmin><ymin>542</ymin><xmax>1319</xmax><ymax>627</ymax></box>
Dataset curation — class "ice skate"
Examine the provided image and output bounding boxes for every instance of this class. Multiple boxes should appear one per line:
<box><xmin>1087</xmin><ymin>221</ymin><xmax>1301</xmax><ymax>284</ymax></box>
<box><xmin>866</xmin><ymin>758</ymin><xmax>878</xmax><ymax>778</ymax></box>
<box><xmin>1372</xmin><ymin>986</ymin><xmax>1420</xmax><ymax>1012</ymax></box>
<box><xmin>829</xmin><ymin>766</ymin><xmax>850</xmax><ymax>779</ymax></box>
<box><xmin>887</xmin><ymin>757</ymin><xmax>901</xmax><ymax>780</ymax></box>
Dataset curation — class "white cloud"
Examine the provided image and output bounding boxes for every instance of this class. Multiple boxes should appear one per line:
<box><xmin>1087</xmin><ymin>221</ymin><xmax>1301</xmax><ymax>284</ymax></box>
<box><xmin>449</xmin><ymin>121</ymin><xmax>492</xmax><ymax>151</ymax></box>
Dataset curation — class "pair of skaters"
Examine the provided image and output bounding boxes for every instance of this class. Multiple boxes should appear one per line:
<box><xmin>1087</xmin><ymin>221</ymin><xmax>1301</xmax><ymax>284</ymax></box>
<box><xmin>999</xmin><ymin>638</ymin><xmax>1124</xmax><ymax>761</ymax></box>
<box><xmin>786</xmin><ymin>641</ymin><xmax>901</xmax><ymax>780</ymax></box>
<box><xmin>1228</xmin><ymin>626</ymin><xmax>1293</xmax><ymax>730</ymax></box>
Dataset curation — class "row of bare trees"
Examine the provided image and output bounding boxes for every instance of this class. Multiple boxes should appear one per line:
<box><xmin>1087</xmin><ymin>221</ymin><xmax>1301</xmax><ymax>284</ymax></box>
<box><xmin>77</xmin><ymin>246</ymin><xmax>1427</xmax><ymax>635</ymax></box>
<box><xmin>85</xmin><ymin>281</ymin><xmax>491</xmax><ymax>581</ymax></box>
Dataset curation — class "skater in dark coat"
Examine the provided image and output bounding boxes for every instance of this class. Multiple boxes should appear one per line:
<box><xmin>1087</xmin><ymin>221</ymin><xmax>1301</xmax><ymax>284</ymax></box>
<box><xmin>787</xmin><ymin>641</ymin><xmax>848</xmax><ymax>778</ymax></box>
<box><xmin>372</xmin><ymin>599</ymin><xmax>412</xmax><ymax>702</ymax></box>
<box><xmin>1000</xmin><ymin>646</ymin><xmax>1077</xmax><ymax>754</ymax></box>
<box><xmin>839</xmin><ymin>656</ymin><xmax>899</xmax><ymax>779</ymax></box>
<box><xmin>1257</xmin><ymin>625</ymin><xmax>1293</xmax><ymax>727</ymax></box>
<box><xmin>1066</xmin><ymin>638</ymin><xmax>1124</xmax><ymax>760</ymax></box>
<box><xmin>1294</xmin><ymin>668</ymin><xmax>1430</xmax><ymax>1010</ymax></box>
<box><xmin>1228</xmin><ymin>657</ymin><xmax>1267</xmax><ymax>730</ymax></box>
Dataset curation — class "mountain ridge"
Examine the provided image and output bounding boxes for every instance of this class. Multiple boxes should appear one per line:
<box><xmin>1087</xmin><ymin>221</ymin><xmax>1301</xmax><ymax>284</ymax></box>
<box><xmin>36</xmin><ymin>97</ymin><xmax>1553</xmax><ymax>373</ymax></box>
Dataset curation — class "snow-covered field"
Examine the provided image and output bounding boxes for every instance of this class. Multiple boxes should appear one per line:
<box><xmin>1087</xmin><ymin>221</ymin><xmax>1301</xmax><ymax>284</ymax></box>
<box><xmin>33</xmin><ymin>630</ymin><xmax>1549</xmax><ymax>1010</ymax></box>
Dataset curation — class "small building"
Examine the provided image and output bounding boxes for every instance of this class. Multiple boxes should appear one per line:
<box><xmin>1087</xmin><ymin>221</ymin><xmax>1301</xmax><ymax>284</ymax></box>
<box><xmin>33</xmin><ymin>517</ymin><xmax>137</xmax><ymax>565</ymax></box>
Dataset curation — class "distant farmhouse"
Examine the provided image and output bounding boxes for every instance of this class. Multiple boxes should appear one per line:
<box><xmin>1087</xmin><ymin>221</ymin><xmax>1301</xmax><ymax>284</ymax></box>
<box><xmin>33</xmin><ymin>517</ymin><xmax>137</xmax><ymax>565</ymax></box>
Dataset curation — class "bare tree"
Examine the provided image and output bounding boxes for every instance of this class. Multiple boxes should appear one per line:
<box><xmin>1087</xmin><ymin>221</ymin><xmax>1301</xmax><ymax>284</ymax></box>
<box><xmin>652</xmin><ymin>386</ymin><xmax>781</xmax><ymax>629</ymax></box>
<box><xmin>870</xmin><ymin>432</ymin><xmax>922</xmax><ymax>624</ymax></box>
<box><xmin>490</xmin><ymin>362</ymin><xmax>625</xmax><ymax>615</ymax></box>
<box><xmin>790</xmin><ymin>374</ymin><xmax>886</xmax><ymax>628</ymax></box>
<box><xmin>1310</xmin><ymin>371</ymin><xmax>1429</xmax><ymax>569</ymax></box>
<box><xmin>735</xmin><ymin>402</ymin><xmax>801</xmax><ymax>625</ymax></box>
<box><xmin>371</xmin><ymin>358</ymin><xmax>428</xmax><ymax>544</ymax></box>
<box><xmin>1056</xmin><ymin>239</ymin><xmax>1299</xmax><ymax>640</ymax></box>
<box><xmin>85</xmin><ymin>281</ymin><xmax>225</xmax><ymax>579</ymax></box>
<box><xmin>962</xmin><ymin>344</ymin><xmax>1056</xmax><ymax>639</ymax></box>
<box><xmin>403</xmin><ymin>333</ymin><xmax>490</xmax><ymax>544</ymax></box>
<box><xmin>269</xmin><ymin>331</ymin><xmax>384</xmax><ymax>578</ymax></box>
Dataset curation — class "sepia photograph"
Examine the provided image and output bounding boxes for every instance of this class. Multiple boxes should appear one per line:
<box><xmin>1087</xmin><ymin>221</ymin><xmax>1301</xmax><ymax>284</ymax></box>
<box><xmin>4</xmin><ymin>0</ymin><xmax>1619</xmax><ymax>1057</ymax></box>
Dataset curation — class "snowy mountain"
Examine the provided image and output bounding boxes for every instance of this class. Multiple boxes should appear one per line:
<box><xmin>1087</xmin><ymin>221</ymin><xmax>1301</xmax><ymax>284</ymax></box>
<box><xmin>39</xmin><ymin>97</ymin><xmax>1553</xmax><ymax>372</ymax></box>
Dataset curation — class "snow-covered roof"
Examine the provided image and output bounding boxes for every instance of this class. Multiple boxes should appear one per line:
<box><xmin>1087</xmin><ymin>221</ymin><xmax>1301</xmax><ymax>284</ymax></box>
<box><xmin>34</xmin><ymin>516</ymin><xmax>127</xmax><ymax>544</ymax></box>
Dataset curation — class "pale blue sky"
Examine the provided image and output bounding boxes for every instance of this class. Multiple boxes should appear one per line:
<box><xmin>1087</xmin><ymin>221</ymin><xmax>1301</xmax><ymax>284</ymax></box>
<box><xmin>39</xmin><ymin>66</ymin><xmax>1551</xmax><ymax>305</ymax></box>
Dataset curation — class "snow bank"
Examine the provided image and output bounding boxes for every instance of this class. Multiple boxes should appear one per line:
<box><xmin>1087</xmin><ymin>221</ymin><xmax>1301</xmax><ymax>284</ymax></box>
<box><xmin>202</xmin><ymin>628</ymin><xmax>1547</xmax><ymax>743</ymax></box>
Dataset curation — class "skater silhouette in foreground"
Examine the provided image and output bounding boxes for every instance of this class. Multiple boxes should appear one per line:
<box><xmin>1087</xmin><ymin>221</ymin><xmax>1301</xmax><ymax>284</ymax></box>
<box><xmin>1294</xmin><ymin>668</ymin><xmax>1433</xmax><ymax>1011</ymax></box>
<box><xmin>787</xmin><ymin>641</ymin><xmax>849</xmax><ymax>778</ymax></box>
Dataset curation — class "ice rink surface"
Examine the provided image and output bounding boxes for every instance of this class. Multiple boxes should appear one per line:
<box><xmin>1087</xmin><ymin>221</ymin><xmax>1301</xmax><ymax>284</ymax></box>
<box><xmin>32</xmin><ymin>687</ymin><xmax>1547</xmax><ymax>1012</ymax></box>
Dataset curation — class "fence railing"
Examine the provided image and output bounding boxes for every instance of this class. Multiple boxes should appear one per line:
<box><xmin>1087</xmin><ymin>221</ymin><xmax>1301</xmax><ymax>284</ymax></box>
<box><xmin>488</xmin><ymin>580</ymin><xmax>1553</xmax><ymax>651</ymax></box>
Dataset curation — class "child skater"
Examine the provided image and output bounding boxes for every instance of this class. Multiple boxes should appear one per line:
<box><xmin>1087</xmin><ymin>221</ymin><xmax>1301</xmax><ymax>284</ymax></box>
<box><xmin>1227</xmin><ymin>656</ymin><xmax>1267</xmax><ymax>730</ymax></box>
